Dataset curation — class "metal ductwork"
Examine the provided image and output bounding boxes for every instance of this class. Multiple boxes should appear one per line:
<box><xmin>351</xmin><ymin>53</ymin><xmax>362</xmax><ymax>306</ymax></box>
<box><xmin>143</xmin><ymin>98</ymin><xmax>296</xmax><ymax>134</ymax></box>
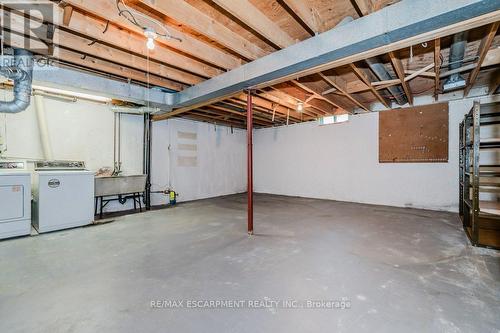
<box><xmin>443</xmin><ymin>31</ymin><xmax>468</xmax><ymax>92</ymax></box>
<box><xmin>365</xmin><ymin>57</ymin><xmax>407</xmax><ymax>105</ymax></box>
<box><xmin>0</xmin><ymin>49</ymin><xmax>34</xmax><ymax>113</ymax></box>
<box><xmin>338</xmin><ymin>16</ymin><xmax>407</xmax><ymax>106</ymax></box>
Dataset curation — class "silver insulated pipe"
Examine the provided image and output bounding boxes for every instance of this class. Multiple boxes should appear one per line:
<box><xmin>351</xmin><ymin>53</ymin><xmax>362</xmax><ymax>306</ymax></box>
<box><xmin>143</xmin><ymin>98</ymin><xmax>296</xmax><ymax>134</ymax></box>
<box><xmin>0</xmin><ymin>49</ymin><xmax>34</xmax><ymax>113</ymax></box>
<box><xmin>443</xmin><ymin>31</ymin><xmax>468</xmax><ymax>92</ymax></box>
<box><xmin>365</xmin><ymin>57</ymin><xmax>407</xmax><ymax>105</ymax></box>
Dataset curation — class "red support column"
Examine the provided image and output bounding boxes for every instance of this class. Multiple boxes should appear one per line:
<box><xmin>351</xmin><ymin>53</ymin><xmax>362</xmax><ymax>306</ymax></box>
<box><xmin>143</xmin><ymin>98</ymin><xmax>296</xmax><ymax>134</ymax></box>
<box><xmin>247</xmin><ymin>91</ymin><xmax>254</xmax><ymax>235</ymax></box>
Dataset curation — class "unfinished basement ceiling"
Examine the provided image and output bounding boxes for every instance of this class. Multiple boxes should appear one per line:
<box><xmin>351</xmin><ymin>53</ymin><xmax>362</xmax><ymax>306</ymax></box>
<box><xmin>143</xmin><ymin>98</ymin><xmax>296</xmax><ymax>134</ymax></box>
<box><xmin>2</xmin><ymin>0</ymin><xmax>499</xmax><ymax>128</ymax></box>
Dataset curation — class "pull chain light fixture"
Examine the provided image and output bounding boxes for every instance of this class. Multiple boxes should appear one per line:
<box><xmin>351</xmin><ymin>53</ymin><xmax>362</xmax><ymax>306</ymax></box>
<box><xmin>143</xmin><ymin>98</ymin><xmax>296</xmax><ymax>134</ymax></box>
<box><xmin>296</xmin><ymin>102</ymin><xmax>304</xmax><ymax>112</ymax></box>
<box><xmin>144</xmin><ymin>28</ymin><xmax>157</xmax><ymax>50</ymax></box>
<box><xmin>115</xmin><ymin>0</ymin><xmax>182</xmax><ymax>51</ymax></box>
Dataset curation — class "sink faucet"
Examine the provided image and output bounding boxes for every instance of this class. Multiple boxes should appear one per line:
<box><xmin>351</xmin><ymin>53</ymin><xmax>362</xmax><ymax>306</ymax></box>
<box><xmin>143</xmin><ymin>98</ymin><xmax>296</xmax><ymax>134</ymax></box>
<box><xmin>112</xmin><ymin>161</ymin><xmax>122</xmax><ymax>176</ymax></box>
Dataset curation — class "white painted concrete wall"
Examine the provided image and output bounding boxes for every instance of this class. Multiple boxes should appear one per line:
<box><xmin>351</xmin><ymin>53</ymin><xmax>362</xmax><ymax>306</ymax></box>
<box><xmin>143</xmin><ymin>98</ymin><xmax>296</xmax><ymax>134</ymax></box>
<box><xmin>151</xmin><ymin>118</ymin><xmax>246</xmax><ymax>206</ymax></box>
<box><xmin>0</xmin><ymin>94</ymin><xmax>144</xmax><ymax>213</ymax></box>
<box><xmin>254</xmin><ymin>99</ymin><xmax>475</xmax><ymax>212</ymax></box>
<box><xmin>0</xmin><ymin>93</ymin><xmax>246</xmax><ymax>213</ymax></box>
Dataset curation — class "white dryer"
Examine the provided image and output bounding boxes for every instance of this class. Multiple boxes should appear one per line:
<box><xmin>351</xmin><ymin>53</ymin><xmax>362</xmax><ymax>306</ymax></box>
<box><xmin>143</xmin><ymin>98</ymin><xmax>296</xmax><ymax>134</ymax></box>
<box><xmin>31</xmin><ymin>161</ymin><xmax>94</xmax><ymax>233</ymax></box>
<box><xmin>0</xmin><ymin>160</ymin><xmax>31</xmax><ymax>240</ymax></box>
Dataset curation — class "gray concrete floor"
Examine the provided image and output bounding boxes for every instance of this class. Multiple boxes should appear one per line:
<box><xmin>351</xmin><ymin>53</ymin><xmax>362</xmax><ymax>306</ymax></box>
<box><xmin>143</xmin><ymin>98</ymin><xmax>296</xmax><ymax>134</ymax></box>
<box><xmin>1</xmin><ymin>194</ymin><xmax>499</xmax><ymax>333</ymax></box>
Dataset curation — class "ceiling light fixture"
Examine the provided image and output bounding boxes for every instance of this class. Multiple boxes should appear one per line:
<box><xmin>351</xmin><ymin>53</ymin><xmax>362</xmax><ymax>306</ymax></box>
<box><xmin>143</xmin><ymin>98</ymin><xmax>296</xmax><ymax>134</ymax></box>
<box><xmin>297</xmin><ymin>102</ymin><xmax>304</xmax><ymax>112</ymax></box>
<box><xmin>144</xmin><ymin>28</ymin><xmax>157</xmax><ymax>50</ymax></box>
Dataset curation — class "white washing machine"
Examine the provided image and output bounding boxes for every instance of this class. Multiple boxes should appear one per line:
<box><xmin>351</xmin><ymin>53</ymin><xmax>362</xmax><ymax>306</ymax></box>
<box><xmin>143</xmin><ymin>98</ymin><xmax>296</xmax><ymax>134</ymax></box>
<box><xmin>31</xmin><ymin>161</ymin><xmax>94</xmax><ymax>233</ymax></box>
<box><xmin>0</xmin><ymin>160</ymin><xmax>32</xmax><ymax>240</ymax></box>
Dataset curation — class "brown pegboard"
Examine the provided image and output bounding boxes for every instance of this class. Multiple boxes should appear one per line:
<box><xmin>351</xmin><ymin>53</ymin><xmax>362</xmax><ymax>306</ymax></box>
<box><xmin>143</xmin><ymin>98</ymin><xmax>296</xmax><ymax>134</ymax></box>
<box><xmin>379</xmin><ymin>103</ymin><xmax>449</xmax><ymax>163</ymax></box>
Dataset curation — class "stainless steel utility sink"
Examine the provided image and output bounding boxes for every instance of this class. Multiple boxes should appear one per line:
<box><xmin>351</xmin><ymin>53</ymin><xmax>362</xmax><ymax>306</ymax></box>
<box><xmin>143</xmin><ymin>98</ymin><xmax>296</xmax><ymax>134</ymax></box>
<box><xmin>94</xmin><ymin>175</ymin><xmax>147</xmax><ymax>197</ymax></box>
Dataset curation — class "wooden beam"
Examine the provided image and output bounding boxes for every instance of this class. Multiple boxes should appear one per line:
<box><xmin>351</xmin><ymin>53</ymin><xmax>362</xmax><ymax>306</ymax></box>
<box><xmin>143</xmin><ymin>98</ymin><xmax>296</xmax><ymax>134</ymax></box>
<box><xmin>153</xmin><ymin>93</ymin><xmax>240</xmax><ymax>121</ymax></box>
<box><xmin>351</xmin><ymin>0</ymin><xmax>373</xmax><ymax>17</ymax></box>
<box><xmin>434</xmin><ymin>38</ymin><xmax>441</xmax><ymax>100</ymax></box>
<box><xmin>372</xmin><ymin>0</ymin><xmax>400</xmax><ymax>11</ymax></box>
<box><xmin>482</xmin><ymin>47</ymin><xmax>500</xmax><ymax>67</ymax></box>
<box><xmin>9</xmin><ymin>4</ymin><xmax>219</xmax><ymax>81</ymax></box>
<box><xmin>404</xmin><ymin>70</ymin><xmax>435</xmax><ymax>78</ymax></box>
<box><xmin>278</xmin><ymin>0</ymin><xmax>322</xmax><ymax>35</ymax></box>
<box><xmin>372</xmin><ymin>79</ymin><xmax>401</xmax><ymax>87</ymax></box>
<box><xmin>183</xmin><ymin>112</ymin><xmax>245</xmax><ymax>128</ymax></box>
<box><xmin>57</xmin><ymin>48</ymin><xmax>186</xmax><ymax>92</ymax></box>
<box><xmin>389</xmin><ymin>51</ymin><xmax>413</xmax><ymax>105</ymax></box>
<box><xmin>223</xmin><ymin>99</ymin><xmax>289</xmax><ymax>123</ymax></box>
<box><xmin>404</xmin><ymin>63</ymin><xmax>435</xmax><ymax>82</ymax></box>
<box><xmin>319</xmin><ymin>72</ymin><xmax>370</xmax><ymax>111</ymax></box>
<box><xmin>346</xmin><ymin>81</ymin><xmax>371</xmax><ymax>93</ymax></box>
<box><xmin>63</xmin><ymin>0</ymin><xmax>242</xmax><ymax>70</ymax></box>
<box><xmin>291</xmin><ymin>80</ymin><xmax>347</xmax><ymax>113</ymax></box>
<box><xmin>200</xmin><ymin>106</ymin><xmax>274</xmax><ymax>126</ymax></box>
<box><xmin>57</xmin><ymin>31</ymin><xmax>200</xmax><ymax>86</ymax></box>
<box><xmin>369</xmin><ymin>61</ymin><xmax>433</xmax><ymax>91</ymax></box>
<box><xmin>208</xmin><ymin>104</ymin><xmax>280</xmax><ymax>125</ymax></box>
<box><xmin>254</xmin><ymin>90</ymin><xmax>320</xmax><ymax>118</ymax></box>
<box><xmin>62</xmin><ymin>5</ymin><xmax>73</xmax><ymax>26</ymax></box>
<box><xmin>464</xmin><ymin>22</ymin><xmax>500</xmax><ymax>97</ymax></box>
<box><xmin>171</xmin><ymin>3</ymin><xmax>500</xmax><ymax>111</ymax></box>
<box><xmin>489</xmin><ymin>68</ymin><xmax>500</xmax><ymax>94</ymax></box>
<box><xmin>234</xmin><ymin>93</ymin><xmax>303</xmax><ymax>120</ymax></box>
<box><xmin>5</xmin><ymin>28</ymin><xmax>185</xmax><ymax>92</ymax></box>
<box><xmin>322</xmin><ymin>87</ymin><xmax>338</xmax><ymax>95</ymax></box>
<box><xmin>349</xmin><ymin>63</ymin><xmax>390</xmax><ymax>108</ymax></box>
<box><xmin>211</xmin><ymin>0</ymin><xmax>295</xmax><ymax>49</ymax></box>
<box><xmin>224</xmin><ymin>99</ymin><xmax>295</xmax><ymax>124</ymax></box>
<box><xmin>61</xmin><ymin>10</ymin><xmax>219</xmax><ymax>78</ymax></box>
<box><xmin>4</xmin><ymin>9</ymin><xmax>195</xmax><ymax>88</ymax></box>
<box><xmin>131</xmin><ymin>0</ymin><xmax>267</xmax><ymax>60</ymax></box>
<box><xmin>271</xmin><ymin>84</ymin><xmax>338</xmax><ymax>115</ymax></box>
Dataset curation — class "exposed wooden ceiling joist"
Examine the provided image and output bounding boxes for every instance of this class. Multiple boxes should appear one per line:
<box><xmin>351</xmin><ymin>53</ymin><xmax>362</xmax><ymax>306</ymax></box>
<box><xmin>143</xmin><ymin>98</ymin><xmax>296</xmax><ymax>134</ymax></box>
<box><xmin>292</xmin><ymin>80</ymin><xmax>348</xmax><ymax>113</ymax></box>
<box><xmin>4</xmin><ymin>8</ymin><xmax>193</xmax><ymax>89</ymax></box>
<box><xmin>389</xmin><ymin>51</ymin><xmax>414</xmax><ymax>105</ymax></box>
<box><xmin>210</xmin><ymin>0</ymin><xmax>296</xmax><ymax>49</ymax></box>
<box><xmin>207</xmin><ymin>104</ymin><xmax>281</xmax><ymax>125</ymax></box>
<box><xmin>61</xmin><ymin>6</ymin><xmax>219</xmax><ymax>78</ymax></box>
<box><xmin>6</xmin><ymin>27</ymin><xmax>185</xmax><ymax>91</ymax></box>
<box><xmin>276</xmin><ymin>0</ymin><xmax>317</xmax><ymax>36</ymax></box>
<box><xmin>129</xmin><ymin>0</ymin><xmax>268</xmax><ymax>60</ymax></box>
<box><xmin>434</xmin><ymin>38</ymin><xmax>441</xmax><ymax>100</ymax></box>
<box><xmin>62</xmin><ymin>5</ymin><xmax>73</xmax><ymax>26</ymax></box>
<box><xmin>464</xmin><ymin>22</ymin><xmax>500</xmax><ymax>97</ymax></box>
<box><xmin>255</xmin><ymin>90</ymin><xmax>322</xmax><ymax>118</ymax></box>
<box><xmin>62</xmin><ymin>0</ymin><xmax>243</xmax><ymax>70</ymax></box>
<box><xmin>183</xmin><ymin>112</ymin><xmax>246</xmax><ymax>128</ymax></box>
<box><xmin>349</xmin><ymin>63</ymin><xmax>391</xmax><ymax>108</ymax></box>
<box><xmin>319</xmin><ymin>72</ymin><xmax>370</xmax><ymax>112</ymax></box>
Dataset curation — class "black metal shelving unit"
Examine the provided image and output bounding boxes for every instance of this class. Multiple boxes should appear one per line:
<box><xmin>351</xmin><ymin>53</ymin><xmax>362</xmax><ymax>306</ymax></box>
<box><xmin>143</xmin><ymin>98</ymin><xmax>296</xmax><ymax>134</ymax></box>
<box><xmin>459</xmin><ymin>101</ymin><xmax>500</xmax><ymax>249</ymax></box>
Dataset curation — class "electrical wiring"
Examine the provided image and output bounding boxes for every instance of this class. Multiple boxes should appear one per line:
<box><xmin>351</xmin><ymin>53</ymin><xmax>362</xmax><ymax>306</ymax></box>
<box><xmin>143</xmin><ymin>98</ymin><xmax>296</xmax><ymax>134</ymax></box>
<box><xmin>114</xmin><ymin>0</ymin><xmax>182</xmax><ymax>42</ymax></box>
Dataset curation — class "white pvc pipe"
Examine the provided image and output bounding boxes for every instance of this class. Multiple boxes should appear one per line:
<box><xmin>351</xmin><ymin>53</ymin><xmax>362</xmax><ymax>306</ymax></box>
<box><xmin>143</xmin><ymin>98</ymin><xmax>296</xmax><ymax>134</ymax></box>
<box><xmin>34</xmin><ymin>94</ymin><xmax>53</xmax><ymax>160</ymax></box>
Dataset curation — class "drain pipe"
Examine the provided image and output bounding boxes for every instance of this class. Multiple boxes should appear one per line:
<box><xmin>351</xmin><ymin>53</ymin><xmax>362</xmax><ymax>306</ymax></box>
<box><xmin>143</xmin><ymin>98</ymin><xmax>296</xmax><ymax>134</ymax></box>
<box><xmin>34</xmin><ymin>94</ymin><xmax>53</xmax><ymax>160</ymax></box>
<box><xmin>336</xmin><ymin>17</ymin><xmax>407</xmax><ymax>105</ymax></box>
<box><xmin>0</xmin><ymin>49</ymin><xmax>34</xmax><ymax>113</ymax></box>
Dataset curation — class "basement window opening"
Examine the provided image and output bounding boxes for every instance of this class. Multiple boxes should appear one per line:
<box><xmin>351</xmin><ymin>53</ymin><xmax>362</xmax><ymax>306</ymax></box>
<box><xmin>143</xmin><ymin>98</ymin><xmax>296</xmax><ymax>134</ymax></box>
<box><xmin>319</xmin><ymin>114</ymin><xmax>349</xmax><ymax>125</ymax></box>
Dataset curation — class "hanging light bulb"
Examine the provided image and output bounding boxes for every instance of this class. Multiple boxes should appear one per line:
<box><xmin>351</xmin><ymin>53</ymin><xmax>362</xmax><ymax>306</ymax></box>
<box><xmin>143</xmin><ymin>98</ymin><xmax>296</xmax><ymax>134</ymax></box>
<box><xmin>146</xmin><ymin>37</ymin><xmax>155</xmax><ymax>50</ymax></box>
<box><xmin>143</xmin><ymin>28</ymin><xmax>157</xmax><ymax>51</ymax></box>
<box><xmin>297</xmin><ymin>102</ymin><xmax>304</xmax><ymax>112</ymax></box>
